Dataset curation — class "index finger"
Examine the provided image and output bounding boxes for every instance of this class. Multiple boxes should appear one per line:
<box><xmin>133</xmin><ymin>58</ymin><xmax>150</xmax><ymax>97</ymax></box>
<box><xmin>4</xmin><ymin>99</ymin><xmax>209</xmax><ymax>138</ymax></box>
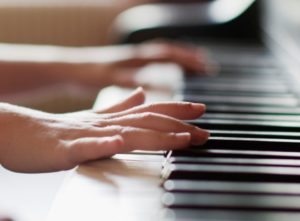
<box><xmin>115</xmin><ymin>42</ymin><xmax>211</xmax><ymax>74</ymax></box>
<box><xmin>106</xmin><ymin>102</ymin><xmax>206</xmax><ymax>120</ymax></box>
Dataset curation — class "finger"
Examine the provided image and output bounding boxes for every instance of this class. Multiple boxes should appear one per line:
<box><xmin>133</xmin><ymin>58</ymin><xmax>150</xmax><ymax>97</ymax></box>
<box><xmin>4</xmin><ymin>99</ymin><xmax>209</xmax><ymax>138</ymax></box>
<box><xmin>117</xmin><ymin>42</ymin><xmax>209</xmax><ymax>74</ymax></box>
<box><xmin>68</xmin><ymin>135</ymin><xmax>124</xmax><ymax>166</ymax></box>
<box><xmin>96</xmin><ymin>87</ymin><xmax>145</xmax><ymax>114</ymax></box>
<box><xmin>123</xmin><ymin>131</ymin><xmax>192</xmax><ymax>151</ymax></box>
<box><xmin>99</xmin><ymin>126</ymin><xmax>192</xmax><ymax>151</ymax></box>
<box><xmin>100</xmin><ymin>113</ymin><xmax>209</xmax><ymax>145</ymax></box>
<box><xmin>67</xmin><ymin>128</ymin><xmax>193</xmax><ymax>162</ymax></box>
<box><xmin>74</xmin><ymin>126</ymin><xmax>193</xmax><ymax>152</ymax></box>
<box><xmin>110</xmin><ymin>68</ymin><xmax>137</xmax><ymax>87</ymax></box>
<box><xmin>108</xmin><ymin>68</ymin><xmax>155</xmax><ymax>89</ymax></box>
<box><xmin>108</xmin><ymin>102</ymin><xmax>206</xmax><ymax>120</ymax></box>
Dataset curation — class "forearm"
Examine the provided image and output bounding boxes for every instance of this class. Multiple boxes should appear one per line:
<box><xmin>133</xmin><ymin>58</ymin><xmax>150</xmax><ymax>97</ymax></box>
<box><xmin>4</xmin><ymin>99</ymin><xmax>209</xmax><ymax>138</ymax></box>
<box><xmin>0</xmin><ymin>43</ymin><xmax>137</xmax><ymax>93</ymax></box>
<box><xmin>0</xmin><ymin>61</ymin><xmax>66</xmax><ymax>94</ymax></box>
<box><xmin>0</xmin><ymin>44</ymin><xmax>69</xmax><ymax>93</ymax></box>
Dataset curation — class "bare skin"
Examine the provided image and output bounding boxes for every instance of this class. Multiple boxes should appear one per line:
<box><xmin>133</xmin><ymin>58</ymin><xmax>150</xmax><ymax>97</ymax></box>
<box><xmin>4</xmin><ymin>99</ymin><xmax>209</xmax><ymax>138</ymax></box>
<box><xmin>0</xmin><ymin>4</ymin><xmax>213</xmax><ymax>219</ymax></box>
<box><xmin>0</xmin><ymin>41</ymin><xmax>210</xmax><ymax>95</ymax></box>
<box><xmin>0</xmin><ymin>88</ymin><xmax>209</xmax><ymax>173</ymax></box>
<box><xmin>0</xmin><ymin>13</ymin><xmax>211</xmax><ymax>221</ymax></box>
<box><xmin>0</xmin><ymin>40</ymin><xmax>212</xmax><ymax>174</ymax></box>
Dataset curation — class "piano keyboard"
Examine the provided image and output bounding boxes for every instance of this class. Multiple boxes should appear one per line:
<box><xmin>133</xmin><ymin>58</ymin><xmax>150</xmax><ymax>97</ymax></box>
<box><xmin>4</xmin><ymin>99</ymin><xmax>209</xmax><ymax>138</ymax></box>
<box><xmin>47</xmin><ymin>43</ymin><xmax>300</xmax><ymax>221</ymax></box>
<box><xmin>161</xmin><ymin>43</ymin><xmax>300</xmax><ymax>221</ymax></box>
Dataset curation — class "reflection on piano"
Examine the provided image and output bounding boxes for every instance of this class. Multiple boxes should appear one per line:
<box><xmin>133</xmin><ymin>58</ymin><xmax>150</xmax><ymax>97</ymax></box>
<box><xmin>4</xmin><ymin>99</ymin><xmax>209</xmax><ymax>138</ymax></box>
<box><xmin>47</xmin><ymin>1</ymin><xmax>300</xmax><ymax>220</ymax></box>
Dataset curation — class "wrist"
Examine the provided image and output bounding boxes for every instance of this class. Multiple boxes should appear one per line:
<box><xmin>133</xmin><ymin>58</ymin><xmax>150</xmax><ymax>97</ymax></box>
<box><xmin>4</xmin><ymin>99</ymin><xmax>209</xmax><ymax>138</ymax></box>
<box><xmin>0</xmin><ymin>103</ymin><xmax>51</xmax><ymax>163</ymax></box>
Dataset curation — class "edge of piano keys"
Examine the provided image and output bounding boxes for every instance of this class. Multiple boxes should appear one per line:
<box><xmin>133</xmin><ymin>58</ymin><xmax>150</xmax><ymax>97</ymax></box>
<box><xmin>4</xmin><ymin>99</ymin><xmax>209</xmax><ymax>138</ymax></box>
<box><xmin>46</xmin><ymin>154</ymin><xmax>166</xmax><ymax>221</ymax></box>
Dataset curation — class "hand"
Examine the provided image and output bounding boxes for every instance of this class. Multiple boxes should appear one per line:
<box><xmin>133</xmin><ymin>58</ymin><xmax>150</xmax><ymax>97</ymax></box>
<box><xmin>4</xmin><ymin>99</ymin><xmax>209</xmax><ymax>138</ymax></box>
<box><xmin>69</xmin><ymin>41</ymin><xmax>212</xmax><ymax>88</ymax></box>
<box><xmin>0</xmin><ymin>88</ymin><xmax>209</xmax><ymax>173</ymax></box>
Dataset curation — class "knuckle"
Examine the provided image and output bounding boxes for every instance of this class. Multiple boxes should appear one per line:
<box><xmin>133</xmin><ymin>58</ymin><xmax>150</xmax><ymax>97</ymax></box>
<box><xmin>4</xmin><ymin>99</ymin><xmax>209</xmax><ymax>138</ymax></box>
<box><xmin>103</xmin><ymin>125</ymin><xmax>124</xmax><ymax>133</ymax></box>
<box><xmin>103</xmin><ymin>125</ymin><xmax>135</xmax><ymax>136</ymax></box>
<box><xmin>139</xmin><ymin>112</ymin><xmax>157</xmax><ymax>120</ymax></box>
<box><xmin>91</xmin><ymin>119</ymin><xmax>108</xmax><ymax>127</ymax></box>
<box><xmin>54</xmin><ymin>142</ymin><xmax>77</xmax><ymax>171</ymax></box>
<box><xmin>119</xmin><ymin>126</ymin><xmax>136</xmax><ymax>135</ymax></box>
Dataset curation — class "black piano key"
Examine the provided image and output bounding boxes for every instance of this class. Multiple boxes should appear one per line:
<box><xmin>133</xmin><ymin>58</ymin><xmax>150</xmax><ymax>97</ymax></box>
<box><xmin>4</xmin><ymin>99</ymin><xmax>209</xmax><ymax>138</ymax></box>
<box><xmin>196</xmin><ymin>137</ymin><xmax>300</xmax><ymax>152</ymax></box>
<box><xmin>162</xmin><ymin>192</ymin><xmax>300</xmax><ymax>211</ymax></box>
<box><xmin>216</xmin><ymin>65</ymin><xmax>280</xmax><ymax>76</ymax></box>
<box><xmin>162</xmin><ymin>164</ymin><xmax>300</xmax><ymax>182</ymax></box>
<box><xmin>162</xmin><ymin>208</ymin><xmax>300</xmax><ymax>221</ymax></box>
<box><xmin>218</xmin><ymin>60</ymin><xmax>277</xmax><ymax>69</ymax></box>
<box><xmin>184</xmin><ymin>74</ymin><xmax>282</xmax><ymax>87</ymax></box>
<box><xmin>184</xmin><ymin>76</ymin><xmax>284</xmax><ymax>85</ymax></box>
<box><xmin>167</xmin><ymin>157</ymin><xmax>300</xmax><ymax>167</ymax></box>
<box><xmin>171</xmin><ymin>149</ymin><xmax>300</xmax><ymax>160</ymax></box>
<box><xmin>182</xmin><ymin>89</ymin><xmax>292</xmax><ymax>98</ymax></box>
<box><xmin>163</xmin><ymin>180</ymin><xmax>300</xmax><ymax>195</ymax></box>
<box><xmin>211</xmin><ymin>53</ymin><xmax>277</xmax><ymax>68</ymax></box>
<box><xmin>189</xmin><ymin>119</ymin><xmax>300</xmax><ymax>131</ymax></box>
<box><xmin>182</xmin><ymin>82</ymin><xmax>288</xmax><ymax>94</ymax></box>
<box><xmin>206</xmin><ymin>105</ymin><xmax>300</xmax><ymax>115</ymax></box>
<box><xmin>183</xmin><ymin>94</ymin><xmax>298</xmax><ymax>107</ymax></box>
<box><xmin>185</xmin><ymin>68</ymin><xmax>281</xmax><ymax>80</ymax></box>
<box><xmin>203</xmin><ymin>113</ymin><xmax>300</xmax><ymax>122</ymax></box>
<box><xmin>210</xmin><ymin>130</ymin><xmax>300</xmax><ymax>139</ymax></box>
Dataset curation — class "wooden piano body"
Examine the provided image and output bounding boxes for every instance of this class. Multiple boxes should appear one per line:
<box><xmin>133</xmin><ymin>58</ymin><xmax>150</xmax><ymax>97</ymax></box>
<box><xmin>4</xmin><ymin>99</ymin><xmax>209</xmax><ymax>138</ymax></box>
<box><xmin>47</xmin><ymin>1</ymin><xmax>300</xmax><ymax>220</ymax></box>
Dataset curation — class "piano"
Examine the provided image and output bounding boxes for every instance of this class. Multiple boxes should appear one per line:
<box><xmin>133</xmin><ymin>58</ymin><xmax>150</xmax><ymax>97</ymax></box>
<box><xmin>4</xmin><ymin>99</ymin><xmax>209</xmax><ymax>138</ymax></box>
<box><xmin>47</xmin><ymin>1</ymin><xmax>300</xmax><ymax>220</ymax></box>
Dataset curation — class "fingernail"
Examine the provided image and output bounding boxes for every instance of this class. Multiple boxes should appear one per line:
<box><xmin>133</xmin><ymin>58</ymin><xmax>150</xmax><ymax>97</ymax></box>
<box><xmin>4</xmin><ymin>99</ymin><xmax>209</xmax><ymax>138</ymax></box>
<box><xmin>192</xmin><ymin>128</ymin><xmax>210</xmax><ymax>145</ymax></box>
<box><xmin>110</xmin><ymin>135</ymin><xmax>124</xmax><ymax>145</ymax></box>
<box><xmin>133</xmin><ymin>87</ymin><xmax>144</xmax><ymax>94</ymax></box>
<box><xmin>176</xmin><ymin>132</ymin><xmax>191</xmax><ymax>141</ymax></box>
<box><xmin>191</xmin><ymin>103</ymin><xmax>206</xmax><ymax>112</ymax></box>
<box><xmin>191</xmin><ymin>103</ymin><xmax>206</xmax><ymax>117</ymax></box>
